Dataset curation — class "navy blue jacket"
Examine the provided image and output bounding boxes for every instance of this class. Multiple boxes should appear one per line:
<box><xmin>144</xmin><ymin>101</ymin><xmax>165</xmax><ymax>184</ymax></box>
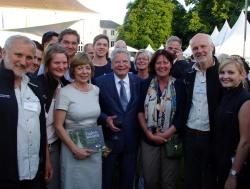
<box><xmin>95</xmin><ymin>73</ymin><xmax>142</xmax><ymax>153</ymax></box>
<box><xmin>0</xmin><ymin>62</ymin><xmax>47</xmax><ymax>189</ymax></box>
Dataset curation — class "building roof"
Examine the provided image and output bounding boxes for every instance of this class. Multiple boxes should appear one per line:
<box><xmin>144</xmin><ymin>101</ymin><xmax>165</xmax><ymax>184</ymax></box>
<box><xmin>0</xmin><ymin>0</ymin><xmax>95</xmax><ymax>13</ymax></box>
<box><xmin>100</xmin><ymin>20</ymin><xmax>120</xmax><ymax>29</ymax></box>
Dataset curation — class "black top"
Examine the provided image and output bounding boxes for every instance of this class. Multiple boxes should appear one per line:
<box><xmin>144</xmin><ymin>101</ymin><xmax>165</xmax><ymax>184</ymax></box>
<box><xmin>214</xmin><ymin>84</ymin><xmax>250</xmax><ymax>182</ymax></box>
<box><xmin>37</xmin><ymin>73</ymin><xmax>69</xmax><ymax>112</ymax></box>
<box><xmin>171</xmin><ymin>59</ymin><xmax>193</xmax><ymax>79</ymax></box>
<box><xmin>93</xmin><ymin>60</ymin><xmax>112</xmax><ymax>78</ymax></box>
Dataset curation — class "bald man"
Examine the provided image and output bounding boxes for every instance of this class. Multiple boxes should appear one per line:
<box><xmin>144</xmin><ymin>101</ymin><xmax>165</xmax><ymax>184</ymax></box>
<box><xmin>182</xmin><ymin>33</ymin><xmax>223</xmax><ymax>189</ymax></box>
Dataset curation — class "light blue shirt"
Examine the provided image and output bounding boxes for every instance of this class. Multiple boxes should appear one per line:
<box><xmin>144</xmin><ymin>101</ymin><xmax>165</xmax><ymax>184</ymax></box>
<box><xmin>114</xmin><ymin>73</ymin><xmax>131</xmax><ymax>102</ymax></box>
<box><xmin>15</xmin><ymin>75</ymin><xmax>41</xmax><ymax>180</ymax></box>
<box><xmin>187</xmin><ymin>63</ymin><xmax>210</xmax><ymax>131</ymax></box>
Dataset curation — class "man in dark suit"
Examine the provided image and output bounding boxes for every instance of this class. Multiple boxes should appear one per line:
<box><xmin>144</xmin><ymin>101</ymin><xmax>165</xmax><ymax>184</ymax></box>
<box><xmin>182</xmin><ymin>33</ymin><xmax>223</xmax><ymax>189</ymax></box>
<box><xmin>95</xmin><ymin>48</ymin><xmax>141</xmax><ymax>189</ymax></box>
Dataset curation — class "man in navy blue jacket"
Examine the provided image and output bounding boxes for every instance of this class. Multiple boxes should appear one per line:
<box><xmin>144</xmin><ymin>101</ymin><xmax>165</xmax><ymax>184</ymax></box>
<box><xmin>0</xmin><ymin>35</ymin><xmax>51</xmax><ymax>189</ymax></box>
<box><xmin>95</xmin><ymin>48</ymin><xmax>141</xmax><ymax>189</ymax></box>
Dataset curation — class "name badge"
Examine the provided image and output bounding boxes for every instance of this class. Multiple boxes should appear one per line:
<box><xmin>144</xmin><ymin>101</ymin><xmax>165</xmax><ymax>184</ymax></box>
<box><xmin>24</xmin><ymin>101</ymin><xmax>39</xmax><ymax>112</ymax></box>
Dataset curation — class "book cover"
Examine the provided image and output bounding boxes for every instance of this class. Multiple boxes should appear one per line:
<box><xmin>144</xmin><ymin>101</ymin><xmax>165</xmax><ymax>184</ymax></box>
<box><xmin>68</xmin><ymin>126</ymin><xmax>105</xmax><ymax>152</ymax></box>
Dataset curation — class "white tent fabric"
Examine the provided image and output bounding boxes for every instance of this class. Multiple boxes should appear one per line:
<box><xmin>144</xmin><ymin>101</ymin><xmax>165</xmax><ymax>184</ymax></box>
<box><xmin>109</xmin><ymin>46</ymin><xmax>138</xmax><ymax>53</ymax></box>
<box><xmin>2</xmin><ymin>20</ymin><xmax>81</xmax><ymax>36</ymax></box>
<box><xmin>0</xmin><ymin>31</ymin><xmax>41</xmax><ymax>46</ymax></box>
<box><xmin>216</xmin><ymin>11</ymin><xmax>250</xmax><ymax>58</ymax></box>
<box><xmin>183</xmin><ymin>46</ymin><xmax>191</xmax><ymax>57</ymax></box>
<box><xmin>214</xmin><ymin>20</ymin><xmax>231</xmax><ymax>46</ymax></box>
<box><xmin>210</xmin><ymin>26</ymin><xmax>220</xmax><ymax>43</ymax></box>
<box><xmin>127</xmin><ymin>46</ymin><xmax>138</xmax><ymax>52</ymax></box>
<box><xmin>158</xmin><ymin>44</ymin><xmax>164</xmax><ymax>50</ymax></box>
<box><xmin>0</xmin><ymin>0</ymin><xmax>95</xmax><ymax>12</ymax></box>
<box><xmin>146</xmin><ymin>44</ymin><xmax>155</xmax><ymax>53</ymax></box>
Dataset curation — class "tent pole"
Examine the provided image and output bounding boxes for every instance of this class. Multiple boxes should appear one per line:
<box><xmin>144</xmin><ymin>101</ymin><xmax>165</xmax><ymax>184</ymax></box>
<box><xmin>243</xmin><ymin>0</ymin><xmax>248</xmax><ymax>58</ymax></box>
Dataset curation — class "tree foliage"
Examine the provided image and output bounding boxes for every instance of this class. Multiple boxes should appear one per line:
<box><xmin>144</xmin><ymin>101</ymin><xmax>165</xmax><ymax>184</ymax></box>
<box><xmin>117</xmin><ymin>0</ymin><xmax>175</xmax><ymax>49</ymax></box>
<box><xmin>118</xmin><ymin>0</ymin><xmax>247</xmax><ymax>48</ymax></box>
<box><xmin>185</xmin><ymin>0</ymin><xmax>246</xmax><ymax>30</ymax></box>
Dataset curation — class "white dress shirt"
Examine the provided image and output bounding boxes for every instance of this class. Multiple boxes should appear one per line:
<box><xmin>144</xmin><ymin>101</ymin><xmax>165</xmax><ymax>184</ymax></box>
<box><xmin>114</xmin><ymin>73</ymin><xmax>131</xmax><ymax>102</ymax></box>
<box><xmin>187</xmin><ymin>64</ymin><xmax>210</xmax><ymax>131</ymax></box>
<box><xmin>15</xmin><ymin>75</ymin><xmax>41</xmax><ymax>180</ymax></box>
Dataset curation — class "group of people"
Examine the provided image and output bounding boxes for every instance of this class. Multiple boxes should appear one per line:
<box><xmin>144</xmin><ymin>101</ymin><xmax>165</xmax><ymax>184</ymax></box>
<box><xmin>0</xmin><ymin>27</ymin><xmax>250</xmax><ymax>189</ymax></box>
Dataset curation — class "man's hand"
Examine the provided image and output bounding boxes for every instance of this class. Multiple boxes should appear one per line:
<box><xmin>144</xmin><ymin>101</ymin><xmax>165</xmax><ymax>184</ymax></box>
<box><xmin>175</xmin><ymin>48</ymin><xmax>185</xmax><ymax>61</ymax></box>
<box><xmin>106</xmin><ymin>115</ymin><xmax>121</xmax><ymax>132</ymax></box>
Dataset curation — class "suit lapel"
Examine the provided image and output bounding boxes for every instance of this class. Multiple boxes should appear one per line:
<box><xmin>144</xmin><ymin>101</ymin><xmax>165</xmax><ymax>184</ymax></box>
<box><xmin>109</xmin><ymin>73</ymin><xmax>120</xmax><ymax>102</ymax></box>
<box><xmin>127</xmin><ymin>74</ymin><xmax>136</xmax><ymax>110</ymax></box>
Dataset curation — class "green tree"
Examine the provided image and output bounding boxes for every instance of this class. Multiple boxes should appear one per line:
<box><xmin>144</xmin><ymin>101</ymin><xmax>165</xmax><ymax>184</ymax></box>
<box><xmin>184</xmin><ymin>0</ymin><xmax>246</xmax><ymax>32</ymax></box>
<box><xmin>171</xmin><ymin>0</ymin><xmax>190</xmax><ymax>48</ymax></box>
<box><xmin>117</xmin><ymin>0</ymin><xmax>175</xmax><ymax>49</ymax></box>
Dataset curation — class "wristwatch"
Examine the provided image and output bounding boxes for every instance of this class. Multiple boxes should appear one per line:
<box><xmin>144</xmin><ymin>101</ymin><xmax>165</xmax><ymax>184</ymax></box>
<box><xmin>229</xmin><ymin>169</ymin><xmax>238</xmax><ymax>177</ymax></box>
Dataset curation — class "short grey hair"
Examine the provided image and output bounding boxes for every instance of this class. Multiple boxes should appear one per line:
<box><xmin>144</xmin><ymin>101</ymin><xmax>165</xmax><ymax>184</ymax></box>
<box><xmin>4</xmin><ymin>35</ymin><xmax>36</xmax><ymax>54</ymax></box>
<box><xmin>135</xmin><ymin>49</ymin><xmax>152</xmax><ymax>63</ymax></box>
<box><xmin>189</xmin><ymin>33</ymin><xmax>213</xmax><ymax>47</ymax></box>
<box><xmin>166</xmin><ymin>36</ymin><xmax>182</xmax><ymax>46</ymax></box>
<box><xmin>111</xmin><ymin>48</ymin><xmax>130</xmax><ymax>63</ymax></box>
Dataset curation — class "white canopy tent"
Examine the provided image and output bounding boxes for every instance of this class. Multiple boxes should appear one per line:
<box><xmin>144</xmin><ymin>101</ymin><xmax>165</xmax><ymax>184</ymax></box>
<box><xmin>146</xmin><ymin>44</ymin><xmax>155</xmax><ymax>53</ymax></box>
<box><xmin>158</xmin><ymin>44</ymin><xmax>164</xmax><ymax>50</ymax></box>
<box><xmin>2</xmin><ymin>20</ymin><xmax>81</xmax><ymax>36</ymax></box>
<box><xmin>109</xmin><ymin>46</ymin><xmax>138</xmax><ymax>53</ymax></box>
<box><xmin>183</xmin><ymin>46</ymin><xmax>191</xmax><ymax>57</ymax></box>
<box><xmin>210</xmin><ymin>26</ymin><xmax>220</xmax><ymax>43</ymax></box>
<box><xmin>213</xmin><ymin>20</ymin><xmax>231</xmax><ymax>46</ymax></box>
<box><xmin>0</xmin><ymin>31</ymin><xmax>41</xmax><ymax>46</ymax></box>
<box><xmin>0</xmin><ymin>0</ymin><xmax>95</xmax><ymax>12</ymax></box>
<box><xmin>216</xmin><ymin>11</ymin><xmax>250</xmax><ymax>58</ymax></box>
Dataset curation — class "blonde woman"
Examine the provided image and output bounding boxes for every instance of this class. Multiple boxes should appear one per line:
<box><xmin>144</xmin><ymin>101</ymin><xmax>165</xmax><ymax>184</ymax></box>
<box><xmin>214</xmin><ymin>56</ymin><xmax>250</xmax><ymax>189</ymax></box>
<box><xmin>54</xmin><ymin>53</ymin><xmax>101</xmax><ymax>189</ymax></box>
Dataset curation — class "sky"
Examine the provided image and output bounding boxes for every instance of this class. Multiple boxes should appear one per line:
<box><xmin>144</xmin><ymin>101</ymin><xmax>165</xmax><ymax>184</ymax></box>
<box><xmin>80</xmin><ymin>0</ymin><xmax>187</xmax><ymax>25</ymax></box>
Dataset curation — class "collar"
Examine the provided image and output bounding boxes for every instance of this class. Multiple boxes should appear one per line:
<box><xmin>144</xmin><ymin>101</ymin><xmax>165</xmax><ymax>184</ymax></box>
<box><xmin>22</xmin><ymin>74</ymin><xmax>30</xmax><ymax>86</ymax></box>
<box><xmin>192</xmin><ymin>59</ymin><xmax>215</xmax><ymax>72</ymax></box>
<box><xmin>114</xmin><ymin>73</ymin><xmax>130</xmax><ymax>85</ymax></box>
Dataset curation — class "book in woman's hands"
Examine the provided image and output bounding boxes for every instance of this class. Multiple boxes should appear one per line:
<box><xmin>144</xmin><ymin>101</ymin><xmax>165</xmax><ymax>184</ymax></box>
<box><xmin>68</xmin><ymin>126</ymin><xmax>105</xmax><ymax>152</ymax></box>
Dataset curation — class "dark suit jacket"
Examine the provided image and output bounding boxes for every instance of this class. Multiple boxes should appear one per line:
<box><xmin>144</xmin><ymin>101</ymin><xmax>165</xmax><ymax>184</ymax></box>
<box><xmin>182</xmin><ymin>57</ymin><xmax>223</xmax><ymax>135</ymax></box>
<box><xmin>95</xmin><ymin>73</ymin><xmax>142</xmax><ymax>153</ymax></box>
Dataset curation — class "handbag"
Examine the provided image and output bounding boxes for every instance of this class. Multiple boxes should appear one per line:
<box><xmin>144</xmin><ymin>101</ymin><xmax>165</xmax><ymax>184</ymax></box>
<box><xmin>165</xmin><ymin>134</ymin><xmax>183</xmax><ymax>158</ymax></box>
